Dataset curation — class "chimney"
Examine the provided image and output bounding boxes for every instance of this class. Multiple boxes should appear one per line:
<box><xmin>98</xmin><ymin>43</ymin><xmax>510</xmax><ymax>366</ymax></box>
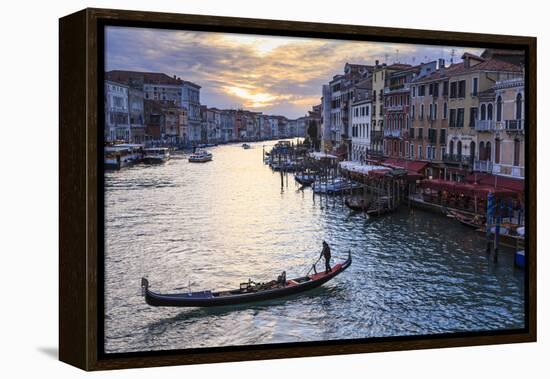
<box><xmin>439</xmin><ymin>58</ymin><xmax>445</xmax><ymax>76</ymax></box>
<box><xmin>375</xmin><ymin>59</ymin><xmax>379</xmax><ymax>67</ymax></box>
<box><xmin>464</xmin><ymin>58</ymin><xmax>470</xmax><ymax>69</ymax></box>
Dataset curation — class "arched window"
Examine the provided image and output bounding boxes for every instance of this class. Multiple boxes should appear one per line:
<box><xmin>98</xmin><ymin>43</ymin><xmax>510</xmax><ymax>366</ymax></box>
<box><xmin>470</xmin><ymin>141</ymin><xmax>476</xmax><ymax>160</ymax></box>
<box><xmin>457</xmin><ymin>141</ymin><xmax>462</xmax><ymax>157</ymax></box>
<box><xmin>480</xmin><ymin>104</ymin><xmax>486</xmax><ymax>120</ymax></box>
<box><xmin>496</xmin><ymin>96</ymin><xmax>503</xmax><ymax>122</ymax></box>
<box><xmin>495</xmin><ymin>139</ymin><xmax>501</xmax><ymax>164</ymax></box>
<box><xmin>479</xmin><ymin>141</ymin><xmax>485</xmax><ymax>160</ymax></box>
<box><xmin>486</xmin><ymin>141</ymin><xmax>491</xmax><ymax>162</ymax></box>
<box><xmin>449</xmin><ymin>140</ymin><xmax>454</xmax><ymax>155</ymax></box>
<box><xmin>516</xmin><ymin>93</ymin><xmax>523</xmax><ymax>120</ymax></box>
<box><xmin>487</xmin><ymin>103</ymin><xmax>493</xmax><ymax>120</ymax></box>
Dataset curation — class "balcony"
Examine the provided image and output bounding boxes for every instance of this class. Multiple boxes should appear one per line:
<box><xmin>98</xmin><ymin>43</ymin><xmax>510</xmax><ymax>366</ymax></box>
<box><xmin>493</xmin><ymin>163</ymin><xmax>525</xmax><ymax>179</ymax></box>
<box><xmin>505</xmin><ymin>119</ymin><xmax>524</xmax><ymax>132</ymax></box>
<box><xmin>384</xmin><ymin>84</ymin><xmax>410</xmax><ymax>94</ymax></box>
<box><xmin>384</xmin><ymin>129</ymin><xmax>402</xmax><ymax>138</ymax></box>
<box><xmin>474</xmin><ymin>120</ymin><xmax>496</xmax><ymax>132</ymax></box>
<box><xmin>386</xmin><ymin>105</ymin><xmax>404</xmax><ymax>112</ymax></box>
<box><xmin>443</xmin><ymin>154</ymin><xmax>473</xmax><ymax>165</ymax></box>
<box><xmin>474</xmin><ymin>160</ymin><xmax>493</xmax><ymax>173</ymax></box>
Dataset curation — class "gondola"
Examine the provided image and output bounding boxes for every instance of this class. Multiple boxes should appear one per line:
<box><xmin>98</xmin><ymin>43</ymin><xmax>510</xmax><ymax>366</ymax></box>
<box><xmin>141</xmin><ymin>251</ymin><xmax>351</xmax><ymax>307</ymax></box>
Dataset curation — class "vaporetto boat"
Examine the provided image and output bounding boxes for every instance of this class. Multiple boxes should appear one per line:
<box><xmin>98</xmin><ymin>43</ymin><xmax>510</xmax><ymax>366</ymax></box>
<box><xmin>143</xmin><ymin>147</ymin><xmax>170</xmax><ymax>164</ymax></box>
<box><xmin>188</xmin><ymin>149</ymin><xmax>213</xmax><ymax>163</ymax></box>
<box><xmin>104</xmin><ymin>144</ymin><xmax>143</xmax><ymax>170</ymax></box>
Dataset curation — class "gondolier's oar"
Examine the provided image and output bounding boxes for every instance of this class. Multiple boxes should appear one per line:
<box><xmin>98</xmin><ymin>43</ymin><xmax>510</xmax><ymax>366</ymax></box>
<box><xmin>306</xmin><ymin>254</ymin><xmax>322</xmax><ymax>276</ymax></box>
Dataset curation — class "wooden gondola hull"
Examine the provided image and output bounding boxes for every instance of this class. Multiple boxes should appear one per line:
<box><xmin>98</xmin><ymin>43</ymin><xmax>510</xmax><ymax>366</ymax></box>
<box><xmin>143</xmin><ymin>253</ymin><xmax>351</xmax><ymax>307</ymax></box>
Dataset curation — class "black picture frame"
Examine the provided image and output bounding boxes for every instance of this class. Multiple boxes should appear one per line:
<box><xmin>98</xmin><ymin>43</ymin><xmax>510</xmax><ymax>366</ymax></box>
<box><xmin>59</xmin><ymin>8</ymin><xmax>537</xmax><ymax>371</ymax></box>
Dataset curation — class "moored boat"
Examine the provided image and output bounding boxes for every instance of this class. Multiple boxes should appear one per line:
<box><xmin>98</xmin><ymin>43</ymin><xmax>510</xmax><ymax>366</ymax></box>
<box><xmin>143</xmin><ymin>147</ymin><xmax>170</xmax><ymax>164</ymax></box>
<box><xmin>242</xmin><ymin>143</ymin><xmax>251</xmax><ymax>149</ymax></box>
<box><xmin>104</xmin><ymin>144</ymin><xmax>143</xmax><ymax>170</ymax></box>
<box><xmin>312</xmin><ymin>179</ymin><xmax>362</xmax><ymax>195</ymax></box>
<box><xmin>188</xmin><ymin>149</ymin><xmax>213</xmax><ymax>163</ymax></box>
<box><xmin>141</xmin><ymin>251</ymin><xmax>351</xmax><ymax>307</ymax></box>
<box><xmin>295</xmin><ymin>173</ymin><xmax>318</xmax><ymax>186</ymax></box>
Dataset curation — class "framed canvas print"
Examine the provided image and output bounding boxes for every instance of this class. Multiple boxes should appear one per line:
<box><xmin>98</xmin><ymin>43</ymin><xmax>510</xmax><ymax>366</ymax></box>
<box><xmin>59</xmin><ymin>8</ymin><xmax>536</xmax><ymax>371</ymax></box>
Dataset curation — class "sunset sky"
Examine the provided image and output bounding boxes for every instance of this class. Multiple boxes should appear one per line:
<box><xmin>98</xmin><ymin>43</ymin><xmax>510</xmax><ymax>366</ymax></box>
<box><xmin>106</xmin><ymin>26</ymin><xmax>483</xmax><ymax>119</ymax></box>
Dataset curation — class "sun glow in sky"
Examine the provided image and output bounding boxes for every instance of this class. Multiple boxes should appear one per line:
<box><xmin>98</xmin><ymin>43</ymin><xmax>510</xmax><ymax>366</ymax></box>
<box><xmin>105</xmin><ymin>27</ymin><xmax>483</xmax><ymax>118</ymax></box>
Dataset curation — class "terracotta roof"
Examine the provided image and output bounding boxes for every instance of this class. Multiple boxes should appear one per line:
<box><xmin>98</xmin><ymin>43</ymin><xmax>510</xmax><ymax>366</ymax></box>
<box><xmin>105</xmin><ymin>70</ymin><xmax>201</xmax><ymax>88</ymax></box>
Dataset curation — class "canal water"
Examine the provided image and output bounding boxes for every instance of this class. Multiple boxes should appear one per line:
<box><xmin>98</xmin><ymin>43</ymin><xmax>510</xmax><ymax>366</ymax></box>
<box><xmin>104</xmin><ymin>140</ymin><xmax>525</xmax><ymax>354</ymax></box>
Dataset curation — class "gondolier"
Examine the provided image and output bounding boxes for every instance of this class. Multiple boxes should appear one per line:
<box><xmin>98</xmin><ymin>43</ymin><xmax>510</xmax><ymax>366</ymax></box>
<box><xmin>320</xmin><ymin>240</ymin><xmax>332</xmax><ymax>273</ymax></box>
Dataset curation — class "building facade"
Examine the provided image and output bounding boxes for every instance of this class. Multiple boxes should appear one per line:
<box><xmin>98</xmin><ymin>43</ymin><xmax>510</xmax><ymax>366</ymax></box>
<box><xmin>104</xmin><ymin>80</ymin><xmax>130</xmax><ymax>143</ymax></box>
<box><xmin>350</xmin><ymin>97</ymin><xmax>371</xmax><ymax>162</ymax></box>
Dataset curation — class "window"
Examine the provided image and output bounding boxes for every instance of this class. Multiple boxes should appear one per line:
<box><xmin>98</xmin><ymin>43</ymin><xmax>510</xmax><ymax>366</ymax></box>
<box><xmin>480</xmin><ymin>104</ymin><xmax>486</xmax><ymax>120</ymax></box>
<box><xmin>412</xmin><ymin>104</ymin><xmax>415</xmax><ymax>119</ymax></box>
<box><xmin>412</xmin><ymin>86</ymin><xmax>416</xmax><ymax>97</ymax></box>
<box><xmin>420</xmin><ymin>104</ymin><xmax>424</xmax><ymax>119</ymax></box>
<box><xmin>418</xmin><ymin>145</ymin><xmax>423</xmax><ymax>159</ymax></box>
<box><xmin>419</xmin><ymin>85</ymin><xmax>426</xmax><ymax>96</ymax></box>
<box><xmin>469</xmin><ymin>107</ymin><xmax>478</xmax><ymax>127</ymax></box>
<box><xmin>434</xmin><ymin>103</ymin><xmax>438</xmax><ymax>120</ymax></box>
<box><xmin>457</xmin><ymin>108</ymin><xmax>465</xmax><ymax>127</ymax></box>
<box><xmin>410</xmin><ymin>127</ymin><xmax>415</xmax><ymax>138</ymax></box>
<box><xmin>449</xmin><ymin>140</ymin><xmax>454</xmax><ymax>155</ymax></box>
<box><xmin>487</xmin><ymin>103</ymin><xmax>493</xmax><ymax>120</ymax></box>
<box><xmin>418</xmin><ymin>127</ymin><xmax>423</xmax><ymax>139</ymax></box>
<box><xmin>440</xmin><ymin>128</ymin><xmax>446</xmax><ymax>144</ymax></box>
<box><xmin>450</xmin><ymin>82</ymin><xmax>457</xmax><ymax>98</ymax></box>
<box><xmin>497</xmin><ymin>96</ymin><xmax>503</xmax><ymax>121</ymax></box>
<box><xmin>427</xmin><ymin>146</ymin><xmax>431</xmax><ymax>159</ymax></box>
<box><xmin>457</xmin><ymin>141</ymin><xmax>462</xmax><ymax>156</ymax></box>
<box><xmin>429</xmin><ymin>83</ymin><xmax>433</xmax><ymax>96</ymax></box>
<box><xmin>410</xmin><ymin>144</ymin><xmax>414</xmax><ymax>158</ymax></box>
<box><xmin>443</xmin><ymin>81</ymin><xmax>449</xmax><ymax>96</ymax></box>
<box><xmin>443</xmin><ymin>102</ymin><xmax>448</xmax><ymax>119</ymax></box>
<box><xmin>441</xmin><ymin>146</ymin><xmax>446</xmax><ymax>159</ymax></box>
<box><xmin>433</xmin><ymin>83</ymin><xmax>439</xmax><ymax>98</ymax></box>
<box><xmin>458</xmin><ymin>80</ymin><xmax>466</xmax><ymax>98</ymax></box>
<box><xmin>486</xmin><ymin>141</ymin><xmax>492</xmax><ymax>162</ymax></box>
<box><xmin>373</xmin><ymin>105</ymin><xmax>376</xmax><ymax>116</ymax></box>
<box><xmin>472</xmin><ymin>77</ymin><xmax>478</xmax><ymax>96</ymax></box>
<box><xmin>449</xmin><ymin>109</ymin><xmax>457</xmax><ymax>127</ymax></box>
<box><xmin>366</xmin><ymin>107</ymin><xmax>369</xmax><ymax>116</ymax></box>
<box><xmin>516</xmin><ymin>93</ymin><xmax>523</xmax><ymax>119</ymax></box>
<box><xmin>495</xmin><ymin>139</ymin><xmax>501</xmax><ymax>164</ymax></box>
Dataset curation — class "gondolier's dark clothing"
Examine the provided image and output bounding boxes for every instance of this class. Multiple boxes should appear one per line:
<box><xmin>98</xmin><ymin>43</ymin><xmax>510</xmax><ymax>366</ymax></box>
<box><xmin>321</xmin><ymin>244</ymin><xmax>332</xmax><ymax>273</ymax></box>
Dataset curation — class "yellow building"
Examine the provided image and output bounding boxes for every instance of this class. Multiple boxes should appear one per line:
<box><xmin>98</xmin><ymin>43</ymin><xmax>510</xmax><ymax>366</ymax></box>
<box><xmin>444</xmin><ymin>53</ymin><xmax>522</xmax><ymax>180</ymax></box>
<box><xmin>474</xmin><ymin>78</ymin><xmax>525</xmax><ymax>179</ymax></box>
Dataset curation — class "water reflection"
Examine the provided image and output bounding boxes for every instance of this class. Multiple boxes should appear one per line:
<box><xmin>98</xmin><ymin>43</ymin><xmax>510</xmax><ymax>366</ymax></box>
<box><xmin>104</xmin><ymin>140</ymin><xmax>524</xmax><ymax>353</ymax></box>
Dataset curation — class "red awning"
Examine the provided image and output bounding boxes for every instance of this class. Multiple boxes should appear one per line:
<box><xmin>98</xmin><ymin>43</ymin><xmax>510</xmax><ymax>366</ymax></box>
<box><xmin>465</xmin><ymin>173</ymin><xmax>524</xmax><ymax>193</ymax></box>
<box><xmin>383</xmin><ymin>159</ymin><xmax>428</xmax><ymax>173</ymax></box>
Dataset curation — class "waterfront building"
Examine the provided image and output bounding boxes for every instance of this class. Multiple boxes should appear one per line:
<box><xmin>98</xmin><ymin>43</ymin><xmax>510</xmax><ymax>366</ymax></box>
<box><xmin>106</xmin><ymin>71</ymin><xmax>202</xmax><ymax>144</ymax></box>
<box><xmin>104</xmin><ymin>80</ymin><xmax>130</xmax><ymax>143</ymax></box>
<box><xmin>163</xmin><ymin>104</ymin><xmax>187</xmax><ymax>144</ymax></box>
<box><xmin>350</xmin><ymin>94</ymin><xmax>371</xmax><ymax>163</ymax></box>
<box><xmin>128</xmin><ymin>86</ymin><xmax>145</xmax><ymax>144</ymax></box>
<box><xmin>201</xmin><ymin>107</ymin><xmax>222</xmax><ymax>143</ymax></box>
<box><xmin>443</xmin><ymin>52</ymin><xmax>522</xmax><ymax>180</ymax></box>
<box><xmin>409</xmin><ymin>59</ymin><xmax>450</xmax><ymax>178</ymax></box>
<box><xmin>220</xmin><ymin>110</ymin><xmax>236</xmax><ymax>142</ymax></box>
<box><xmin>321</xmin><ymin>63</ymin><xmax>372</xmax><ymax>154</ymax></box>
<box><xmin>287</xmin><ymin>119</ymin><xmax>297</xmax><ymax>137</ymax></box>
<box><xmin>320</xmin><ymin>84</ymin><xmax>332</xmax><ymax>150</ymax></box>
<box><xmin>474</xmin><ymin>77</ymin><xmax>525</xmax><ymax>179</ymax></box>
<box><xmin>144</xmin><ymin>99</ymin><xmax>163</xmax><ymax>142</ymax></box>
<box><xmin>267</xmin><ymin>116</ymin><xmax>279</xmax><ymax>139</ymax></box>
<box><xmin>371</xmin><ymin>62</ymin><xmax>411</xmax><ymax>154</ymax></box>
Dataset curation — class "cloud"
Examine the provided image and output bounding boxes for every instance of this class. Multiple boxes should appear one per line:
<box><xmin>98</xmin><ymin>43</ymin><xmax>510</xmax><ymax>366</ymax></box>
<box><xmin>105</xmin><ymin>26</ymin><xmax>485</xmax><ymax>118</ymax></box>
